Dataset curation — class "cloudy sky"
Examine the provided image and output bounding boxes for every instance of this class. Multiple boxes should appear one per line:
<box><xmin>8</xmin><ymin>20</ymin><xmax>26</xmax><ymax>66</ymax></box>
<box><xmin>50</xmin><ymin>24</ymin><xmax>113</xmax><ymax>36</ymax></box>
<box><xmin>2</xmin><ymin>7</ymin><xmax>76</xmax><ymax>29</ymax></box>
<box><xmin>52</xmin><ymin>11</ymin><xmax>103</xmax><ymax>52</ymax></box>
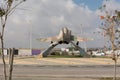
<box><xmin>1</xmin><ymin>0</ymin><xmax>120</xmax><ymax>49</ymax></box>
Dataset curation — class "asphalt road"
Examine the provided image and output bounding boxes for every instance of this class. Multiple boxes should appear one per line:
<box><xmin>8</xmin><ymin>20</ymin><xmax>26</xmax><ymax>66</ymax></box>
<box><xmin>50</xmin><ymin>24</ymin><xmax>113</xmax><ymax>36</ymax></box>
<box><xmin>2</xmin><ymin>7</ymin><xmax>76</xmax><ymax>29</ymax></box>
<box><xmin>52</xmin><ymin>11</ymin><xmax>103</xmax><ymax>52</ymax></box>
<box><xmin>0</xmin><ymin>57</ymin><xmax>120</xmax><ymax>80</ymax></box>
<box><xmin>0</xmin><ymin>64</ymin><xmax>120</xmax><ymax>80</ymax></box>
<box><xmin>13</xmin><ymin>65</ymin><xmax>120</xmax><ymax>77</ymax></box>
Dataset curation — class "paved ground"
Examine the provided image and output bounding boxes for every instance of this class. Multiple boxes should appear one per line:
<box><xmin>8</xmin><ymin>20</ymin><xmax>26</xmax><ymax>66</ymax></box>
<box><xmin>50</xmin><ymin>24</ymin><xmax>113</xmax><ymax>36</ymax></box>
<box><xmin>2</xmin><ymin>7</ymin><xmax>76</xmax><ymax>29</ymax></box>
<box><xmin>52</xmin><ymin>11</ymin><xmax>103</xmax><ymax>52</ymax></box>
<box><xmin>0</xmin><ymin>63</ymin><xmax>120</xmax><ymax>80</ymax></box>
<box><xmin>0</xmin><ymin>56</ymin><xmax>120</xmax><ymax>80</ymax></box>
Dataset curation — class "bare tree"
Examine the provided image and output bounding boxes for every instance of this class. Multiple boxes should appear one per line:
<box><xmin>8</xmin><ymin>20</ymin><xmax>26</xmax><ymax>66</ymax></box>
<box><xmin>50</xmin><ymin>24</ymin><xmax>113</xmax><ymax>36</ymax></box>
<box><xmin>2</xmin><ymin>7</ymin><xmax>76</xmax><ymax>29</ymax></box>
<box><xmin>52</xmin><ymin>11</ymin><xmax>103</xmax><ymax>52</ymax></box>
<box><xmin>99</xmin><ymin>2</ymin><xmax>120</xmax><ymax>80</ymax></box>
<box><xmin>0</xmin><ymin>0</ymin><xmax>26</xmax><ymax>80</ymax></box>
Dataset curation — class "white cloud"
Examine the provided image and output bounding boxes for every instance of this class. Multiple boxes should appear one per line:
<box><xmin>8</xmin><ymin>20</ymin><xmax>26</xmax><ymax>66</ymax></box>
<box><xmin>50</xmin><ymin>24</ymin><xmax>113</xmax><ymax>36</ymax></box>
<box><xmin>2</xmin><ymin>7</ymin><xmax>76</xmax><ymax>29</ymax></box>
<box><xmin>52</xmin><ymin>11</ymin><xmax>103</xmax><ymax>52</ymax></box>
<box><xmin>65</xmin><ymin>0</ymin><xmax>75</xmax><ymax>12</ymax></box>
<box><xmin>50</xmin><ymin>15</ymin><xmax>65</xmax><ymax>26</ymax></box>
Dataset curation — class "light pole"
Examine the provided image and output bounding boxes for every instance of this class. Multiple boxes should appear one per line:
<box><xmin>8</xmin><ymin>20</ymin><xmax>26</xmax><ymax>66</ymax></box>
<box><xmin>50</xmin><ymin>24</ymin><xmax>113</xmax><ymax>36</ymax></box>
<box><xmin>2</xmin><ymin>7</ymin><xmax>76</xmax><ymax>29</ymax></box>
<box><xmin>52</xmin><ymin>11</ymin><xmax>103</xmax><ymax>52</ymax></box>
<box><xmin>27</xmin><ymin>20</ymin><xmax>32</xmax><ymax>50</ymax></box>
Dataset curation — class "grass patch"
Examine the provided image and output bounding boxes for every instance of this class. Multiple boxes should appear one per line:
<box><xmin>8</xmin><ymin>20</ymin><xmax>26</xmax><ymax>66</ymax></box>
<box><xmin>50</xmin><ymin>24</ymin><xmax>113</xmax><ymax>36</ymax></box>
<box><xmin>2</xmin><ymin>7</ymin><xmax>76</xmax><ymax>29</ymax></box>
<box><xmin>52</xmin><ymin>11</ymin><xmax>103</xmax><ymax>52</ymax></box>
<box><xmin>91</xmin><ymin>55</ymin><xmax>112</xmax><ymax>58</ymax></box>
<box><xmin>46</xmin><ymin>55</ymin><xmax>83</xmax><ymax>58</ymax></box>
<box><xmin>99</xmin><ymin>77</ymin><xmax>112</xmax><ymax>80</ymax></box>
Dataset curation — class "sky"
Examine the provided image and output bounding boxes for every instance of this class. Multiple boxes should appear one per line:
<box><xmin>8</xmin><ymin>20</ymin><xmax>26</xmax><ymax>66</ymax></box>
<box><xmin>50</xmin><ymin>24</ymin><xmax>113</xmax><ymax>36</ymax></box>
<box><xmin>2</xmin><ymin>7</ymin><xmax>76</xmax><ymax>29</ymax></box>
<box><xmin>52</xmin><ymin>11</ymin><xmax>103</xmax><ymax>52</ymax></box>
<box><xmin>0</xmin><ymin>0</ymin><xmax>120</xmax><ymax>49</ymax></box>
<box><xmin>73</xmin><ymin>0</ymin><xmax>103</xmax><ymax>10</ymax></box>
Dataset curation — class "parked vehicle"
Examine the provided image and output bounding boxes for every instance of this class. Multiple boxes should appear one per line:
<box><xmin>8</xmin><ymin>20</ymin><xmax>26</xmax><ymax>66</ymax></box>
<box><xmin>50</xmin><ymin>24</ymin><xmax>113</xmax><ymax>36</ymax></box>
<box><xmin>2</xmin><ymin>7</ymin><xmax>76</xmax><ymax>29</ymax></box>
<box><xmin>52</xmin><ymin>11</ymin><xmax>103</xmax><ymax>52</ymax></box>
<box><xmin>93</xmin><ymin>52</ymin><xmax>105</xmax><ymax>56</ymax></box>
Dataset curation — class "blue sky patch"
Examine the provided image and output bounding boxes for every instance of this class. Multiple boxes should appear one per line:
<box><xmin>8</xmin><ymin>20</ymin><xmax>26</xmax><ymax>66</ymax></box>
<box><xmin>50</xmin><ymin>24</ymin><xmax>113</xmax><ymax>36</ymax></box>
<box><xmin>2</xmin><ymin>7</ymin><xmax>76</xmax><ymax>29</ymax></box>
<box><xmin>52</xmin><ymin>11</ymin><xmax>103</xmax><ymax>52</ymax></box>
<box><xmin>73</xmin><ymin>0</ymin><xmax>103</xmax><ymax>11</ymax></box>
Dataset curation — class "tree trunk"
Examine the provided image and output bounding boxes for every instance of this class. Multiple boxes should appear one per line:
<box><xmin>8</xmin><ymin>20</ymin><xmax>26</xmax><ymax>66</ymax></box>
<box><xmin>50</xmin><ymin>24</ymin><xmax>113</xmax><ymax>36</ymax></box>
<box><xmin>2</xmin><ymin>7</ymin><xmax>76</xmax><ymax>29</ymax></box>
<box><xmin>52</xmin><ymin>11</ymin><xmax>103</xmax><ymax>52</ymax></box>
<box><xmin>0</xmin><ymin>36</ymin><xmax>7</xmax><ymax>80</ymax></box>
<box><xmin>8</xmin><ymin>48</ymin><xmax>14</xmax><ymax>80</ymax></box>
<box><xmin>113</xmin><ymin>59</ymin><xmax>117</xmax><ymax>80</ymax></box>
